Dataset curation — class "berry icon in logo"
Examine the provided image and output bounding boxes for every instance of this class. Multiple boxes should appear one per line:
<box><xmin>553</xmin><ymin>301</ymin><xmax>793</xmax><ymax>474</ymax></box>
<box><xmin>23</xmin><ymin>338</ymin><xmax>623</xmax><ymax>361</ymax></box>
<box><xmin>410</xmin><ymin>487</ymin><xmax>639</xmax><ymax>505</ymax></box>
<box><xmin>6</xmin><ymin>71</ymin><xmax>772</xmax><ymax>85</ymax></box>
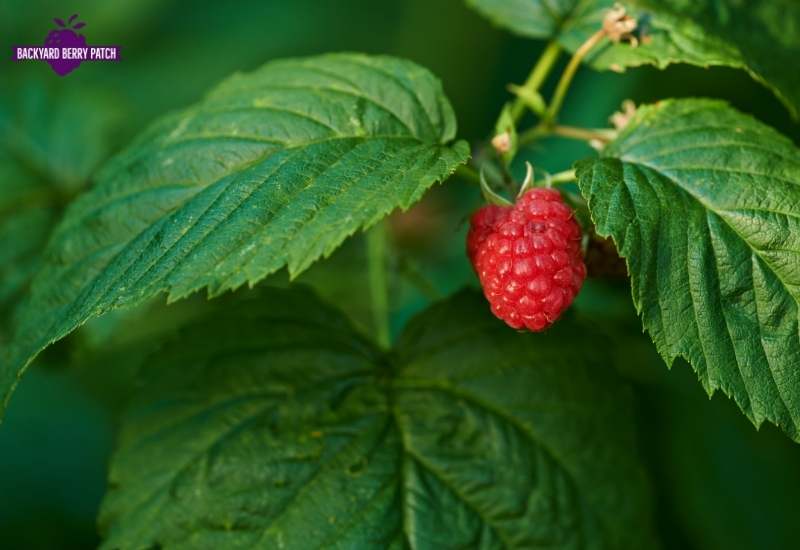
<box><xmin>44</xmin><ymin>14</ymin><xmax>86</xmax><ymax>76</ymax></box>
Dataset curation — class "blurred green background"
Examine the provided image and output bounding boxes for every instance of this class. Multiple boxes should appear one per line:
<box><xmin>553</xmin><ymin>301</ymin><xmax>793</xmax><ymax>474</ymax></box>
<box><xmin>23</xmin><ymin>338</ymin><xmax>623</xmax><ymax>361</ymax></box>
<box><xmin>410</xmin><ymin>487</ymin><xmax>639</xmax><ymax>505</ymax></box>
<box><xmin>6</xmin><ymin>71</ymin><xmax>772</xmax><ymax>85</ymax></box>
<box><xmin>1</xmin><ymin>1</ymin><xmax>799</xmax><ymax>548</ymax></box>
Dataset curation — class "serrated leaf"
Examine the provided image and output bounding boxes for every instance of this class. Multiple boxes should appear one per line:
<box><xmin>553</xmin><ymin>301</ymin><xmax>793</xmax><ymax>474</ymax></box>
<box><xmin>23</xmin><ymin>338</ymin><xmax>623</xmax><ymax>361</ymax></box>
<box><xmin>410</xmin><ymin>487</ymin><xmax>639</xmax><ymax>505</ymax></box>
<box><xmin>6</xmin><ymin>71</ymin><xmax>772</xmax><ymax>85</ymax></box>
<box><xmin>99</xmin><ymin>287</ymin><xmax>656</xmax><ymax>549</ymax></box>
<box><xmin>1</xmin><ymin>53</ymin><xmax>469</xmax><ymax>420</ymax></box>
<box><xmin>466</xmin><ymin>0</ymin><xmax>800</xmax><ymax>118</ymax></box>
<box><xmin>576</xmin><ymin>98</ymin><xmax>800</xmax><ymax>441</ymax></box>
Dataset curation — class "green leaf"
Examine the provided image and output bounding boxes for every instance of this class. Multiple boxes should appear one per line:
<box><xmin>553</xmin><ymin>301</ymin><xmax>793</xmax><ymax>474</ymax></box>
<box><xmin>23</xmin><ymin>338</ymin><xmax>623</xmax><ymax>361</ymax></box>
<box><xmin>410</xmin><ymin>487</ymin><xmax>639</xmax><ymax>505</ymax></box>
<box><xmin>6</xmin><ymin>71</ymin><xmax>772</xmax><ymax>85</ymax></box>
<box><xmin>99</xmin><ymin>287</ymin><xmax>656</xmax><ymax>549</ymax></box>
<box><xmin>465</xmin><ymin>0</ymin><xmax>800</xmax><ymax>118</ymax></box>
<box><xmin>1</xmin><ymin>53</ymin><xmax>469</xmax><ymax>419</ymax></box>
<box><xmin>576</xmin><ymin>98</ymin><xmax>800</xmax><ymax>441</ymax></box>
<box><xmin>465</xmin><ymin>0</ymin><xmax>580</xmax><ymax>39</ymax></box>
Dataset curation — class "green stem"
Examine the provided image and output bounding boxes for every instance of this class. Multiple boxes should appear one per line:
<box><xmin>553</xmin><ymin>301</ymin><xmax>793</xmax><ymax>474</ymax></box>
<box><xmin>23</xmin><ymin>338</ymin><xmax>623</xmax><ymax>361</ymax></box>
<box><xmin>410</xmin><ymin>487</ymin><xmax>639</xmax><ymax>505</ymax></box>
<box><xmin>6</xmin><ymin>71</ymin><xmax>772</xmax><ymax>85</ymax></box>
<box><xmin>518</xmin><ymin>124</ymin><xmax>615</xmax><ymax>147</ymax></box>
<box><xmin>509</xmin><ymin>41</ymin><xmax>561</xmax><ymax>123</ymax></box>
<box><xmin>516</xmin><ymin>124</ymin><xmax>550</xmax><ymax>145</ymax></box>
<box><xmin>551</xmin><ymin>125</ymin><xmax>615</xmax><ymax>143</ymax></box>
<box><xmin>543</xmin><ymin>30</ymin><xmax>606</xmax><ymax>124</ymax></box>
<box><xmin>536</xmin><ymin>169</ymin><xmax>576</xmax><ymax>187</ymax></box>
<box><xmin>366</xmin><ymin>222</ymin><xmax>391</xmax><ymax>349</ymax></box>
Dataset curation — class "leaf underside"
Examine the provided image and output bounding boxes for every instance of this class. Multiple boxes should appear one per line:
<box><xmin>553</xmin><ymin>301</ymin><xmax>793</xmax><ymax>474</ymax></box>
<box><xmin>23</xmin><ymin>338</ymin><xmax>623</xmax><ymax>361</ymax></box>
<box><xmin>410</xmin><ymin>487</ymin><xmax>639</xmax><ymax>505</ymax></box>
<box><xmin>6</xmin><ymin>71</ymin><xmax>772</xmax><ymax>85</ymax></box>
<box><xmin>576</xmin><ymin>98</ymin><xmax>800</xmax><ymax>441</ymax></box>
<box><xmin>465</xmin><ymin>0</ymin><xmax>800</xmax><ymax>118</ymax></box>
<box><xmin>1</xmin><ymin>53</ymin><xmax>469</xmax><ymax>419</ymax></box>
<box><xmin>99</xmin><ymin>287</ymin><xmax>656</xmax><ymax>550</ymax></box>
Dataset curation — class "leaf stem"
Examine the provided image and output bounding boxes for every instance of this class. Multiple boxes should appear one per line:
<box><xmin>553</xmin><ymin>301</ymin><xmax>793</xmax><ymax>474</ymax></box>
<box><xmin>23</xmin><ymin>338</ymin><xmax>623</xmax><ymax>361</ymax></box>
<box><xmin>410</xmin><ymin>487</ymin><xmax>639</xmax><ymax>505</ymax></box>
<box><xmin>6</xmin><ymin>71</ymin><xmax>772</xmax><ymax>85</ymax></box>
<box><xmin>543</xmin><ymin>30</ymin><xmax>606</xmax><ymax>124</ymax></box>
<box><xmin>366</xmin><ymin>222</ymin><xmax>391</xmax><ymax>349</ymax></box>
<box><xmin>509</xmin><ymin>41</ymin><xmax>561</xmax><ymax>123</ymax></box>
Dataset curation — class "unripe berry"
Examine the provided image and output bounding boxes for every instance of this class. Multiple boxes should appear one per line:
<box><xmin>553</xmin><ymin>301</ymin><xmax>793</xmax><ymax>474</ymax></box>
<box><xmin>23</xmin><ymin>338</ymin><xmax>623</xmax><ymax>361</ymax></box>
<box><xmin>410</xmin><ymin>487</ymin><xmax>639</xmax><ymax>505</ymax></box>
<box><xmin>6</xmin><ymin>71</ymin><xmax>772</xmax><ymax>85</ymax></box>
<box><xmin>467</xmin><ymin>188</ymin><xmax>586</xmax><ymax>331</ymax></box>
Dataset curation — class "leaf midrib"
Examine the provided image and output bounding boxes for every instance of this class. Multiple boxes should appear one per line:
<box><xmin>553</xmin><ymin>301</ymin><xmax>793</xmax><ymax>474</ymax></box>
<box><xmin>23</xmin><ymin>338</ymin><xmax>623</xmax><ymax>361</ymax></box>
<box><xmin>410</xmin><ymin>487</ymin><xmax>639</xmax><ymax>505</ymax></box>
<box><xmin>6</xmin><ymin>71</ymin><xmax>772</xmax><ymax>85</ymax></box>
<box><xmin>391</xmin><ymin>378</ymin><xmax>608</xmax><ymax>548</ymax></box>
<box><xmin>25</xmin><ymin>135</ymin><xmax>444</xmax><ymax>358</ymax></box>
<box><xmin>63</xmin><ymin>134</ymin><xmax>434</xmax><ymax>234</ymax></box>
<box><xmin>142</xmin><ymin>361</ymin><xmax>612</xmax><ymax>548</ymax></box>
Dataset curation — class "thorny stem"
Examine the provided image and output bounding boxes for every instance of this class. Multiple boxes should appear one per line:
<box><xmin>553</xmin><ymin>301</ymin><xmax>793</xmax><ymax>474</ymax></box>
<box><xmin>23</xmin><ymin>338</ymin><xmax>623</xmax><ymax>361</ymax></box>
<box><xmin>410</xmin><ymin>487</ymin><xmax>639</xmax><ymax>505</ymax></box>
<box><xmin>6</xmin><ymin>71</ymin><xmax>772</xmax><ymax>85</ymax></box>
<box><xmin>366</xmin><ymin>222</ymin><xmax>391</xmax><ymax>349</ymax></box>
<box><xmin>508</xmin><ymin>41</ymin><xmax>561</xmax><ymax>123</ymax></box>
<box><xmin>543</xmin><ymin>29</ymin><xmax>606</xmax><ymax>125</ymax></box>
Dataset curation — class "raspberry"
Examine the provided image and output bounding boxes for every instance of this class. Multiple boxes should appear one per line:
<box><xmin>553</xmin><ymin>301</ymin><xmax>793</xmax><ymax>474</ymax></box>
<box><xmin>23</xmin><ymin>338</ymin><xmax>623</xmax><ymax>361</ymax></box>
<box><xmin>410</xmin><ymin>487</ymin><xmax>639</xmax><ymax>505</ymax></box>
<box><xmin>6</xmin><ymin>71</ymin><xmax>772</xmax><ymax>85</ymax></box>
<box><xmin>466</xmin><ymin>203</ymin><xmax>509</xmax><ymax>265</ymax></box>
<box><xmin>467</xmin><ymin>188</ymin><xmax>586</xmax><ymax>332</ymax></box>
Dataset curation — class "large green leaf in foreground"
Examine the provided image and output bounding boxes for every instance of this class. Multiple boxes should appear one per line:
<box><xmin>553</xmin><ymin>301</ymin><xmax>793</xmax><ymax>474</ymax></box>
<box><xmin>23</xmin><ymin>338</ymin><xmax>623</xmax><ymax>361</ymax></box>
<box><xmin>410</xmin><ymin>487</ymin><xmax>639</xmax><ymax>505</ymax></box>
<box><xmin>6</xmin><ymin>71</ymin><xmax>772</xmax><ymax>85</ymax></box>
<box><xmin>465</xmin><ymin>0</ymin><xmax>800</xmax><ymax>117</ymax></box>
<box><xmin>576</xmin><ymin>98</ymin><xmax>800</xmax><ymax>441</ymax></box>
<box><xmin>1</xmin><ymin>53</ymin><xmax>469</xmax><ymax>418</ymax></box>
<box><xmin>99</xmin><ymin>288</ymin><xmax>655</xmax><ymax>549</ymax></box>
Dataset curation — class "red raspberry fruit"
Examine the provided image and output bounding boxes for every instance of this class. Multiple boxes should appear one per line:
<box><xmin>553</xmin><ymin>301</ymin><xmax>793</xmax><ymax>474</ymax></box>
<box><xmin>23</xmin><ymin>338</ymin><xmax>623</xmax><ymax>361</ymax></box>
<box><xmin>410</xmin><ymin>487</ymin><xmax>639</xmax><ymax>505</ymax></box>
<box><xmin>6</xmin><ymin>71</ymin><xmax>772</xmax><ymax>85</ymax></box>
<box><xmin>467</xmin><ymin>188</ymin><xmax>586</xmax><ymax>332</ymax></box>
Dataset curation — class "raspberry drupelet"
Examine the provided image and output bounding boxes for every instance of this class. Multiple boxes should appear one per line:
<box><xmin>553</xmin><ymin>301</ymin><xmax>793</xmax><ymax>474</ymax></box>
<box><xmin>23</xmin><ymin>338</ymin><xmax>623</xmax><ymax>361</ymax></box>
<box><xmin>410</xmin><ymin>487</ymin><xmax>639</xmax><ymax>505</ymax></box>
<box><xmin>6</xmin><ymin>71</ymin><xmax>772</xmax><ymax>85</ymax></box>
<box><xmin>467</xmin><ymin>188</ymin><xmax>586</xmax><ymax>332</ymax></box>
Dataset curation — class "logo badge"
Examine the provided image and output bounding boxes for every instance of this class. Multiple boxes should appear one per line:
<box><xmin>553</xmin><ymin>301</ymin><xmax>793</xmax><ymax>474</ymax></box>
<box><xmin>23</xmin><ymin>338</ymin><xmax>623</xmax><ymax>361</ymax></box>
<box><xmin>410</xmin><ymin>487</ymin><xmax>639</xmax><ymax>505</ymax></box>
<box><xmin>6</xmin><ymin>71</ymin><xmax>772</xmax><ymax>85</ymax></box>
<box><xmin>12</xmin><ymin>14</ymin><xmax>121</xmax><ymax>76</ymax></box>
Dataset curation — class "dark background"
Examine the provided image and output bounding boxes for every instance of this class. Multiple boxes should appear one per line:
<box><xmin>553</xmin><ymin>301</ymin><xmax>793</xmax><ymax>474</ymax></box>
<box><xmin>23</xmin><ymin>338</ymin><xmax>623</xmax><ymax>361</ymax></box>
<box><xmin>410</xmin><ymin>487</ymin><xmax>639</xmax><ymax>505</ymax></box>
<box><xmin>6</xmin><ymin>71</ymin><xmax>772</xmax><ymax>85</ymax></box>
<box><xmin>1</xmin><ymin>1</ymin><xmax>799</xmax><ymax>548</ymax></box>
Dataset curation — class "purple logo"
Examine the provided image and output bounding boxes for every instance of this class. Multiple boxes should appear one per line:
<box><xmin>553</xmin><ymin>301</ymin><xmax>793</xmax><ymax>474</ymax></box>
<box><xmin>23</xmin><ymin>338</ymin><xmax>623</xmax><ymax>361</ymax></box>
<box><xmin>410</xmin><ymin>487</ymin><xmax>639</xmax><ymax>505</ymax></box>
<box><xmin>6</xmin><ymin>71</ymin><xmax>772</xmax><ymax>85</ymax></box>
<box><xmin>12</xmin><ymin>14</ymin><xmax>121</xmax><ymax>76</ymax></box>
<box><xmin>45</xmin><ymin>14</ymin><xmax>87</xmax><ymax>76</ymax></box>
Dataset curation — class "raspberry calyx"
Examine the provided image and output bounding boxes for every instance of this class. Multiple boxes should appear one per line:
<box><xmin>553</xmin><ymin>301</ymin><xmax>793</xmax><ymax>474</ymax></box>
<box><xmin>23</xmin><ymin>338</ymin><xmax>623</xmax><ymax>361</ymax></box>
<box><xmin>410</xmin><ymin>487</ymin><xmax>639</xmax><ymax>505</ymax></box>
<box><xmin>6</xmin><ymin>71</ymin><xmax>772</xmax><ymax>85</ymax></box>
<box><xmin>467</xmin><ymin>187</ymin><xmax>586</xmax><ymax>332</ymax></box>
